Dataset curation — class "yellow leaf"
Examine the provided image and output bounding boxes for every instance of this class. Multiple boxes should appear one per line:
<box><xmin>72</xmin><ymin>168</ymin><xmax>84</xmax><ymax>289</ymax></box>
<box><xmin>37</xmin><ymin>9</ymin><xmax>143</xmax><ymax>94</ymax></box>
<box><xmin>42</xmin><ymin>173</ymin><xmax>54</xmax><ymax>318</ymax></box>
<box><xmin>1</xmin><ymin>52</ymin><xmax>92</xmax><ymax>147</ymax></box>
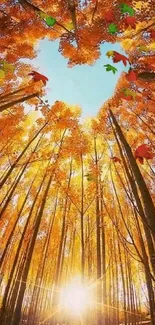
<box><xmin>148</xmin><ymin>42</ymin><xmax>155</xmax><ymax>50</ymax></box>
<box><xmin>65</xmin><ymin>22</ymin><xmax>74</xmax><ymax>30</ymax></box>
<box><xmin>3</xmin><ymin>62</ymin><xmax>15</xmax><ymax>73</ymax></box>
<box><xmin>138</xmin><ymin>45</ymin><xmax>149</xmax><ymax>52</ymax></box>
<box><xmin>121</xmin><ymin>39</ymin><xmax>135</xmax><ymax>51</ymax></box>
<box><xmin>133</xmin><ymin>1</ymin><xmax>149</xmax><ymax>10</ymax></box>
<box><xmin>0</xmin><ymin>69</ymin><xmax>5</xmax><ymax>79</ymax></box>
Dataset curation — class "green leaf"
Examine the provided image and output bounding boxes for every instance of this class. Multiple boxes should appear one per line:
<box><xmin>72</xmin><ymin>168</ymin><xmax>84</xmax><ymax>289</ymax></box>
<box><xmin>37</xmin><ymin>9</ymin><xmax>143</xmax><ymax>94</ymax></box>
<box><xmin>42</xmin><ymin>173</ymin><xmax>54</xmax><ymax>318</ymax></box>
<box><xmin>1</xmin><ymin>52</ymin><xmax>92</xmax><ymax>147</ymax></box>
<box><xmin>108</xmin><ymin>23</ymin><xmax>118</xmax><ymax>34</ymax></box>
<box><xmin>120</xmin><ymin>4</ymin><xmax>135</xmax><ymax>16</ymax></box>
<box><xmin>45</xmin><ymin>16</ymin><xmax>56</xmax><ymax>27</ymax></box>
<box><xmin>104</xmin><ymin>64</ymin><xmax>118</xmax><ymax>74</ymax></box>
<box><xmin>0</xmin><ymin>69</ymin><xmax>5</xmax><ymax>79</ymax></box>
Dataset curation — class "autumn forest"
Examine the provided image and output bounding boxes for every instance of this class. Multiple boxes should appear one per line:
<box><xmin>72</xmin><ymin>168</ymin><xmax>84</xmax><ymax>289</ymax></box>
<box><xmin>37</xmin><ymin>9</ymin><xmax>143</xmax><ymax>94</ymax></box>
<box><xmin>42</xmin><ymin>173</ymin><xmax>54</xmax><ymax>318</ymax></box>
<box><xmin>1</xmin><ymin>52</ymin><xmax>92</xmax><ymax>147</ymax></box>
<box><xmin>0</xmin><ymin>0</ymin><xmax>155</xmax><ymax>325</ymax></box>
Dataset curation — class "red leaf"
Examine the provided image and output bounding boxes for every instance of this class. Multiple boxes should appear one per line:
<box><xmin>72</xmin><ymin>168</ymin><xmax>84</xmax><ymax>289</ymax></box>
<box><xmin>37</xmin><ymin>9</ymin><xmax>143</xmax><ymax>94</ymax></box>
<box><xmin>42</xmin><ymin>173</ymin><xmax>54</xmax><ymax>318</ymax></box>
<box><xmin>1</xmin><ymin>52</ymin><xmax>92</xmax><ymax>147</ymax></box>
<box><xmin>28</xmin><ymin>71</ymin><xmax>49</xmax><ymax>85</ymax></box>
<box><xmin>113</xmin><ymin>52</ymin><xmax>129</xmax><ymax>66</ymax></box>
<box><xmin>123</xmin><ymin>16</ymin><xmax>136</xmax><ymax>29</ymax></box>
<box><xmin>135</xmin><ymin>144</ymin><xmax>154</xmax><ymax>163</ymax></box>
<box><xmin>105</xmin><ymin>9</ymin><xmax>114</xmax><ymax>22</ymax></box>
<box><xmin>150</xmin><ymin>30</ymin><xmax>155</xmax><ymax>38</ymax></box>
<box><xmin>111</xmin><ymin>156</ymin><xmax>121</xmax><ymax>163</ymax></box>
<box><xmin>126</xmin><ymin>70</ymin><xmax>137</xmax><ymax>82</ymax></box>
<box><xmin>121</xmin><ymin>95</ymin><xmax>132</xmax><ymax>101</ymax></box>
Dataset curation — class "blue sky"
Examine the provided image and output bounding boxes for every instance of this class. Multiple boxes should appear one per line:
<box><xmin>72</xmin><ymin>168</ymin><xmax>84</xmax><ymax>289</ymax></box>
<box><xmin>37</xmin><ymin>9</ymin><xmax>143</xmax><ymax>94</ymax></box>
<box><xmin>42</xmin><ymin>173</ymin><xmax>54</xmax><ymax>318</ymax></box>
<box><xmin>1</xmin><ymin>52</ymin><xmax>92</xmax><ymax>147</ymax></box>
<box><xmin>28</xmin><ymin>39</ymin><xmax>129</xmax><ymax>118</ymax></box>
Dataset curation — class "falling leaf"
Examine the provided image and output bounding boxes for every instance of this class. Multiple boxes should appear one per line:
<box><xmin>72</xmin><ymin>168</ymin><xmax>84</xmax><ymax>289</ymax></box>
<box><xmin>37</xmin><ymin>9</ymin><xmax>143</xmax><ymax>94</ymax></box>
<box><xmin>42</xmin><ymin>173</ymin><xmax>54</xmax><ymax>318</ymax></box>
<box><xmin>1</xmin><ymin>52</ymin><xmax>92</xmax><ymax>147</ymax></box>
<box><xmin>120</xmin><ymin>3</ymin><xmax>135</xmax><ymax>16</ymax></box>
<box><xmin>28</xmin><ymin>71</ymin><xmax>49</xmax><ymax>85</ymax></box>
<box><xmin>106</xmin><ymin>50</ymin><xmax>114</xmax><ymax>58</ymax></box>
<box><xmin>126</xmin><ymin>70</ymin><xmax>137</xmax><ymax>82</ymax></box>
<box><xmin>38</xmin><ymin>11</ymin><xmax>48</xmax><ymax>19</ymax></box>
<box><xmin>111</xmin><ymin>156</ymin><xmax>121</xmax><ymax>163</ymax></box>
<box><xmin>108</xmin><ymin>23</ymin><xmax>118</xmax><ymax>34</ymax></box>
<box><xmin>122</xmin><ymin>88</ymin><xmax>137</xmax><ymax>100</ymax></box>
<box><xmin>121</xmin><ymin>39</ymin><xmax>135</xmax><ymax>51</ymax></box>
<box><xmin>104</xmin><ymin>64</ymin><xmax>118</xmax><ymax>74</ymax></box>
<box><xmin>123</xmin><ymin>16</ymin><xmax>136</xmax><ymax>29</ymax></box>
<box><xmin>84</xmin><ymin>173</ymin><xmax>96</xmax><ymax>181</ymax></box>
<box><xmin>133</xmin><ymin>1</ymin><xmax>149</xmax><ymax>10</ymax></box>
<box><xmin>150</xmin><ymin>30</ymin><xmax>155</xmax><ymax>38</ymax></box>
<box><xmin>106</xmin><ymin>51</ymin><xmax>129</xmax><ymax>66</ymax></box>
<box><xmin>45</xmin><ymin>16</ymin><xmax>56</xmax><ymax>27</ymax></box>
<box><xmin>0</xmin><ymin>69</ymin><xmax>5</xmax><ymax>79</ymax></box>
<box><xmin>114</xmin><ymin>52</ymin><xmax>129</xmax><ymax>66</ymax></box>
<box><xmin>124</xmin><ymin>88</ymin><xmax>136</xmax><ymax>98</ymax></box>
<box><xmin>65</xmin><ymin>22</ymin><xmax>74</xmax><ymax>30</ymax></box>
<box><xmin>3</xmin><ymin>61</ymin><xmax>15</xmax><ymax>73</ymax></box>
<box><xmin>121</xmin><ymin>95</ymin><xmax>133</xmax><ymax>101</ymax></box>
<box><xmin>105</xmin><ymin>9</ymin><xmax>114</xmax><ymax>22</ymax></box>
<box><xmin>135</xmin><ymin>144</ymin><xmax>154</xmax><ymax>164</ymax></box>
<box><xmin>149</xmin><ymin>42</ymin><xmax>155</xmax><ymax>51</ymax></box>
<box><xmin>138</xmin><ymin>45</ymin><xmax>149</xmax><ymax>52</ymax></box>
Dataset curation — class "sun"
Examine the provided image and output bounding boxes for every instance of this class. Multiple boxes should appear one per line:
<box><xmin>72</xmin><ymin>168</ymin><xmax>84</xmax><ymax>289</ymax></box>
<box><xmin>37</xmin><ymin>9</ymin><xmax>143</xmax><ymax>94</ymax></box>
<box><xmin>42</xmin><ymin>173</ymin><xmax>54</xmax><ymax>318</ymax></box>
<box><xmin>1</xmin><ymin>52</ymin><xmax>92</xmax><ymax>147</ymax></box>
<box><xmin>60</xmin><ymin>281</ymin><xmax>92</xmax><ymax>315</ymax></box>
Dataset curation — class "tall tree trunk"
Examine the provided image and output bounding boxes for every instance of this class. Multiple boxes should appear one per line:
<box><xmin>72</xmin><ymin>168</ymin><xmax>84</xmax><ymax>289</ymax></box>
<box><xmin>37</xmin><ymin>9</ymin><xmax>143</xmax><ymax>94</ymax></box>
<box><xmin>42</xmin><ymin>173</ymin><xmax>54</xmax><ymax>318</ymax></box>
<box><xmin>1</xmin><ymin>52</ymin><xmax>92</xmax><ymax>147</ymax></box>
<box><xmin>11</xmin><ymin>130</ymin><xmax>66</xmax><ymax>325</ymax></box>
<box><xmin>100</xmin><ymin>182</ymin><xmax>107</xmax><ymax>324</ymax></box>
<box><xmin>118</xmin><ymin>238</ymin><xmax>127</xmax><ymax>325</ymax></box>
<box><xmin>80</xmin><ymin>154</ymin><xmax>85</xmax><ymax>281</ymax></box>
<box><xmin>109</xmin><ymin>109</ymin><xmax>155</xmax><ymax>235</ymax></box>
<box><xmin>0</xmin><ymin>172</ymin><xmax>37</xmax><ymax>268</ymax></box>
<box><xmin>11</xmin><ymin>174</ymin><xmax>53</xmax><ymax>325</ymax></box>
<box><xmin>0</xmin><ymin>133</ymin><xmax>43</xmax><ymax>220</ymax></box>
<box><xmin>0</xmin><ymin>122</ymin><xmax>47</xmax><ymax>190</ymax></box>
<box><xmin>94</xmin><ymin>136</ymin><xmax>102</xmax><ymax>325</ymax></box>
<box><xmin>111</xmin><ymin>121</ymin><xmax>155</xmax><ymax>274</ymax></box>
<box><xmin>0</xmin><ymin>167</ymin><xmax>48</xmax><ymax>323</ymax></box>
<box><xmin>0</xmin><ymin>92</ymin><xmax>39</xmax><ymax>112</ymax></box>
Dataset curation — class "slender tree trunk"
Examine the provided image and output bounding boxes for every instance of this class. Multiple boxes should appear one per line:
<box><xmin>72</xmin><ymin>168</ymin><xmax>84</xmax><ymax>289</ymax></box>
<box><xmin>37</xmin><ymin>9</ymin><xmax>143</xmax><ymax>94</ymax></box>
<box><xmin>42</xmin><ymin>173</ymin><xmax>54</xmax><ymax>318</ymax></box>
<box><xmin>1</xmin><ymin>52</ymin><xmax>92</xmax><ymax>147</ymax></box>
<box><xmin>118</xmin><ymin>238</ymin><xmax>127</xmax><ymax>325</ymax></box>
<box><xmin>111</xmin><ymin>122</ymin><xmax>155</xmax><ymax>273</ymax></box>
<box><xmin>80</xmin><ymin>154</ymin><xmax>85</xmax><ymax>281</ymax></box>
<box><xmin>134</xmin><ymin>210</ymin><xmax>155</xmax><ymax>324</ymax></box>
<box><xmin>11</xmin><ymin>130</ymin><xmax>66</xmax><ymax>325</ymax></box>
<box><xmin>0</xmin><ymin>92</ymin><xmax>39</xmax><ymax>112</ymax></box>
<box><xmin>29</xmin><ymin>195</ymin><xmax>58</xmax><ymax>325</ymax></box>
<box><xmin>94</xmin><ymin>136</ymin><xmax>102</xmax><ymax>325</ymax></box>
<box><xmin>100</xmin><ymin>184</ymin><xmax>106</xmax><ymax>303</ymax></box>
<box><xmin>0</xmin><ymin>122</ymin><xmax>47</xmax><ymax>190</ymax></box>
<box><xmin>0</xmin><ymin>85</ymin><xmax>35</xmax><ymax>102</ymax></box>
<box><xmin>11</xmin><ymin>174</ymin><xmax>53</xmax><ymax>325</ymax></box>
<box><xmin>0</xmin><ymin>172</ymin><xmax>37</xmax><ymax>268</ymax></box>
<box><xmin>109</xmin><ymin>109</ymin><xmax>155</xmax><ymax>235</ymax></box>
<box><xmin>0</xmin><ymin>133</ymin><xmax>43</xmax><ymax>220</ymax></box>
<box><xmin>0</xmin><ymin>168</ymin><xmax>47</xmax><ymax>324</ymax></box>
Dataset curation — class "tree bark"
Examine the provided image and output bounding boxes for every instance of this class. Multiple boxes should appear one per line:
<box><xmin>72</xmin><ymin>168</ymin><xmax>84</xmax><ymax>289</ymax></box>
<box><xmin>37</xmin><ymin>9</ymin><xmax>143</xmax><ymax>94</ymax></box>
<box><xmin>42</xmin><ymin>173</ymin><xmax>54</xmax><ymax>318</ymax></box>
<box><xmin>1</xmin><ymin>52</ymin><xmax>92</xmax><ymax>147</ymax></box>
<box><xmin>109</xmin><ymin>109</ymin><xmax>155</xmax><ymax>236</ymax></box>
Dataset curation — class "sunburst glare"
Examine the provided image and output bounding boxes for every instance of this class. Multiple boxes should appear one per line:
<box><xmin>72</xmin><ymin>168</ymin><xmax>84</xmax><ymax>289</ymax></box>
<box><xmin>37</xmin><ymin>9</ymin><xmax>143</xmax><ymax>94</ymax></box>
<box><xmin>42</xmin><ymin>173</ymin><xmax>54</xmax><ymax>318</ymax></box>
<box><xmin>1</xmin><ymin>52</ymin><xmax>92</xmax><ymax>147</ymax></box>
<box><xmin>60</xmin><ymin>280</ymin><xmax>92</xmax><ymax>315</ymax></box>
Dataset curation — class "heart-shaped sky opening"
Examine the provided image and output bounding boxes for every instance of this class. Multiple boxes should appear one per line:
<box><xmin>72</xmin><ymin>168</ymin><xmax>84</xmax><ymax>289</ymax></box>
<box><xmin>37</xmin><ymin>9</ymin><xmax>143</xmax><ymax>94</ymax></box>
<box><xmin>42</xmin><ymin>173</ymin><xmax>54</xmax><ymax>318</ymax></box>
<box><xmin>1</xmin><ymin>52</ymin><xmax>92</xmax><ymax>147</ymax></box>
<box><xmin>25</xmin><ymin>39</ymin><xmax>129</xmax><ymax>119</ymax></box>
